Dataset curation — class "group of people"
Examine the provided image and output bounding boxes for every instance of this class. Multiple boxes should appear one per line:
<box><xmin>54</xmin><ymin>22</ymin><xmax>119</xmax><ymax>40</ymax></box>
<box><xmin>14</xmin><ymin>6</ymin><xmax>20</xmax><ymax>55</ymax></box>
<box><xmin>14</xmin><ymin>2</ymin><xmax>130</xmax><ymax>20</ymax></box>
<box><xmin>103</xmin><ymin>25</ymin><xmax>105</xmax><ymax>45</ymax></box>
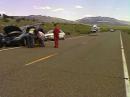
<box><xmin>26</xmin><ymin>23</ymin><xmax>61</xmax><ymax>48</ymax></box>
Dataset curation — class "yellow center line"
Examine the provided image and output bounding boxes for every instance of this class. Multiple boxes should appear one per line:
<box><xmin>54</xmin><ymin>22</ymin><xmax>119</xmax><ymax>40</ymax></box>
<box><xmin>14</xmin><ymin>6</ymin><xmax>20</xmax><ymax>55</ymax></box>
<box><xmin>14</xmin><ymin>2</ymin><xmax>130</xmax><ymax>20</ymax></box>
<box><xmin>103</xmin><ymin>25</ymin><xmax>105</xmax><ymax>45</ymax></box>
<box><xmin>25</xmin><ymin>53</ymin><xmax>58</xmax><ymax>66</ymax></box>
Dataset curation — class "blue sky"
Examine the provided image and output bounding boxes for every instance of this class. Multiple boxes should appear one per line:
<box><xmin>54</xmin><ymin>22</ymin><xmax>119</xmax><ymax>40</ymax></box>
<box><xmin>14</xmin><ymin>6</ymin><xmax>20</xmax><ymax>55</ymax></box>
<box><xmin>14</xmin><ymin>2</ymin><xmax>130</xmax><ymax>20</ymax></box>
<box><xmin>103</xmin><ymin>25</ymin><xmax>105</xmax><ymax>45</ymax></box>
<box><xmin>0</xmin><ymin>0</ymin><xmax>129</xmax><ymax>21</ymax></box>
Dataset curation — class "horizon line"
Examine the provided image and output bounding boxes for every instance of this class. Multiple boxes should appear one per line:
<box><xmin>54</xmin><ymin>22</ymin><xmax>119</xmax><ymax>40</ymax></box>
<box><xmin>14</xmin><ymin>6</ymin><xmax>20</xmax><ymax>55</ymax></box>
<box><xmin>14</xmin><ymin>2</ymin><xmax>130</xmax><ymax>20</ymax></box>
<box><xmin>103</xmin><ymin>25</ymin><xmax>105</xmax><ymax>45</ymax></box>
<box><xmin>0</xmin><ymin>13</ymin><xmax>130</xmax><ymax>22</ymax></box>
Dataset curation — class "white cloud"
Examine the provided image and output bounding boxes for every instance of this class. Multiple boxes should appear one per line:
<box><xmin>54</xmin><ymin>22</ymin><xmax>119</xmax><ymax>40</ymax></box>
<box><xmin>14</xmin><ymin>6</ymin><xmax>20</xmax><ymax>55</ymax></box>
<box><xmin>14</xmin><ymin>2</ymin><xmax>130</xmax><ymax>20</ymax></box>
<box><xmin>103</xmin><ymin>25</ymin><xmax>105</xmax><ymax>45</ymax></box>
<box><xmin>33</xmin><ymin>6</ymin><xmax>64</xmax><ymax>12</ymax></box>
<box><xmin>84</xmin><ymin>14</ymin><xmax>93</xmax><ymax>17</ymax></box>
<box><xmin>75</xmin><ymin>5</ymin><xmax>83</xmax><ymax>9</ymax></box>
<box><xmin>33</xmin><ymin>6</ymin><xmax>52</xmax><ymax>10</ymax></box>
<box><xmin>52</xmin><ymin>8</ymin><xmax>64</xmax><ymax>12</ymax></box>
<box><xmin>42</xmin><ymin>6</ymin><xmax>52</xmax><ymax>10</ymax></box>
<box><xmin>0</xmin><ymin>11</ymin><xmax>6</xmax><ymax>14</ymax></box>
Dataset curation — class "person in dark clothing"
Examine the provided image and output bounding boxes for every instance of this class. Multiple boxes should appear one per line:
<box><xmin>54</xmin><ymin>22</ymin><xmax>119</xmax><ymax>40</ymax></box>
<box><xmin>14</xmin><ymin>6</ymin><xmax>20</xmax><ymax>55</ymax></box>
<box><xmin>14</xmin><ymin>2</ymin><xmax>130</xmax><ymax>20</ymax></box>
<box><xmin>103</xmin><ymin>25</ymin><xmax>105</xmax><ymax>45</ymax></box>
<box><xmin>53</xmin><ymin>23</ymin><xmax>60</xmax><ymax>48</ymax></box>
<box><xmin>26</xmin><ymin>26</ymin><xmax>36</xmax><ymax>48</ymax></box>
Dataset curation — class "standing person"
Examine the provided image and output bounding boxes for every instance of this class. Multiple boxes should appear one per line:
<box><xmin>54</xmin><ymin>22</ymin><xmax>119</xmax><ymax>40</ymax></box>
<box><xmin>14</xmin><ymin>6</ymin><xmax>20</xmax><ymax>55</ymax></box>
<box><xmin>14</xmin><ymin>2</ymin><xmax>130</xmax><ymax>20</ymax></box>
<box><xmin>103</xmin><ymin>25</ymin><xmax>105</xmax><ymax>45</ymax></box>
<box><xmin>26</xmin><ymin>26</ymin><xmax>36</xmax><ymax>48</ymax></box>
<box><xmin>53</xmin><ymin>23</ymin><xmax>60</xmax><ymax>48</ymax></box>
<box><xmin>36</xmin><ymin>24</ymin><xmax>45</xmax><ymax>47</ymax></box>
<box><xmin>37</xmin><ymin>30</ymin><xmax>45</xmax><ymax>47</ymax></box>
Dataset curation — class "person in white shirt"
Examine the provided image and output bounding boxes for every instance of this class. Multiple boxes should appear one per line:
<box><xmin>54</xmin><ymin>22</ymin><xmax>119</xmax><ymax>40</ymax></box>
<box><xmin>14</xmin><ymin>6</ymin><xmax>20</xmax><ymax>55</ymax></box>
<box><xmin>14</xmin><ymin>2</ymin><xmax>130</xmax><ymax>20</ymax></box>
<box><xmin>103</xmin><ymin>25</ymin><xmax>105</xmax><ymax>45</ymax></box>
<box><xmin>36</xmin><ymin>26</ymin><xmax>45</xmax><ymax>47</ymax></box>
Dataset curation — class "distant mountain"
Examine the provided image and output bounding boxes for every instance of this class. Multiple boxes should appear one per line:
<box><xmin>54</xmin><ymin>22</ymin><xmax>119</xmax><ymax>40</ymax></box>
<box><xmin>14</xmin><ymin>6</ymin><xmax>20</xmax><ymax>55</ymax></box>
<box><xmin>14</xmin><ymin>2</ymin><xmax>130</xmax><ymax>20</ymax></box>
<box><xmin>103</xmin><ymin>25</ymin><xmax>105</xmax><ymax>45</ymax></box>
<box><xmin>76</xmin><ymin>16</ymin><xmax>130</xmax><ymax>25</ymax></box>
<box><xmin>12</xmin><ymin>15</ymin><xmax>75</xmax><ymax>24</ymax></box>
<box><xmin>2</xmin><ymin>14</ymin><xmax>130</xmax><ymax>25</ymax></box>
<box><xmin>119</xmin><ymin>20</ymin><xmax>130</xmax><ymax>25</ymax></box>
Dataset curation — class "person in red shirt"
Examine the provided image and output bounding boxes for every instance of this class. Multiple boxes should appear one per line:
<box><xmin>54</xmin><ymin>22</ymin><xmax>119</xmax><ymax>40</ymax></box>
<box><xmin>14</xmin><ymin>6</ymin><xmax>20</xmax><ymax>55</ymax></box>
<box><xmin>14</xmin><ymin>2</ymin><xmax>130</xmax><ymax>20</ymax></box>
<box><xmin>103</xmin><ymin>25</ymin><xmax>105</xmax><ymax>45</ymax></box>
<box><xmin>53</xmin><ymin>23</ymin><xmax>60</xmax><ymax>48</ymax></box>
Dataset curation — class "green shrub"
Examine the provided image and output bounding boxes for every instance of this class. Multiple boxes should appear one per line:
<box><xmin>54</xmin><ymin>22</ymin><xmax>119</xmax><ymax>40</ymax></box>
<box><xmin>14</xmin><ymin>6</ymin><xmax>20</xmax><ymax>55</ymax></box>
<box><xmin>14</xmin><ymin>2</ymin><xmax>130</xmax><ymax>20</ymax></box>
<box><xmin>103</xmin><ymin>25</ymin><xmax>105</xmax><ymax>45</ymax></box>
<box><xmin>43</xmin><ymin>23</ymin><xmax>91</xmax><ymax>35</ymax></box>
<box><xmin>114</xmin><ymin>26</ymin><xmax>130</xmax><ymax>34</ymax></box>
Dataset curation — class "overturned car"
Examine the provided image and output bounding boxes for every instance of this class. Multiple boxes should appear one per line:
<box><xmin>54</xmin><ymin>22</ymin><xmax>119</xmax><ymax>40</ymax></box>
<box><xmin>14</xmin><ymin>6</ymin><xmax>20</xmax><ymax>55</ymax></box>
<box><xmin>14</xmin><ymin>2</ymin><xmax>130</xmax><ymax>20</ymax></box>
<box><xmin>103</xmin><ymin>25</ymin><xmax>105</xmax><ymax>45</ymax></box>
<box><xmin>0</xmin><ymin>26</ymin><xmax>28</xmax><ymax>47</ymax></box>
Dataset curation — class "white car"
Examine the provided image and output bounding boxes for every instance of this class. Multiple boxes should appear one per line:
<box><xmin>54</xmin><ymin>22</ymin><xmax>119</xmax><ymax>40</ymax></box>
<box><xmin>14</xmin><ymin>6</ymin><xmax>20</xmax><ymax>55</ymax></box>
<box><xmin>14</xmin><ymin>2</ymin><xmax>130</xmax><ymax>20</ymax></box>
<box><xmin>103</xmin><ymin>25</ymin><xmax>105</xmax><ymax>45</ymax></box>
<box><xmin>91</xmin><ymin>25</ymin><xmax>100</xmax><ymax>33</ymax></box>
<box><xmin>45</xmin><ymin>30</ymin><xmax>65</xmax><ymax>40</ymax></box>
<box><xmin>110</xmin><ymin>29</ymin><xmax>115</xmax><ymax>32</ymax></box>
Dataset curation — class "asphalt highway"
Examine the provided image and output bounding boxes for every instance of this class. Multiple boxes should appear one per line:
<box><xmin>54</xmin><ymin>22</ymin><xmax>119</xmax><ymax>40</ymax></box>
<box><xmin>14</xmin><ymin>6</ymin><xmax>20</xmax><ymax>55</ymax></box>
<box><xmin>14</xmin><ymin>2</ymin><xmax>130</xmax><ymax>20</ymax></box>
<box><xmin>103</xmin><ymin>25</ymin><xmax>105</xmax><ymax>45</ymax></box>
<box><xmin>0</xmin><ymin>31</ymin><xmax>129</xmax><ymax>97</ymax></box>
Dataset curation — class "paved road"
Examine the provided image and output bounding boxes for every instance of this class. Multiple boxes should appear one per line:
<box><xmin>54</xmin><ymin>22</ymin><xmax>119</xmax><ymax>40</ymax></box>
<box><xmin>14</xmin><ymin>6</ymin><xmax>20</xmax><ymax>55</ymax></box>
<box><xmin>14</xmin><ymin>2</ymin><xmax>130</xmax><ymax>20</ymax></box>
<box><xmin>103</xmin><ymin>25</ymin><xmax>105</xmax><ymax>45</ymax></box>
<box><xmin>0</xmin><ymin>31</ymin><xmax>129</xmax><ymax>97</ymax></box>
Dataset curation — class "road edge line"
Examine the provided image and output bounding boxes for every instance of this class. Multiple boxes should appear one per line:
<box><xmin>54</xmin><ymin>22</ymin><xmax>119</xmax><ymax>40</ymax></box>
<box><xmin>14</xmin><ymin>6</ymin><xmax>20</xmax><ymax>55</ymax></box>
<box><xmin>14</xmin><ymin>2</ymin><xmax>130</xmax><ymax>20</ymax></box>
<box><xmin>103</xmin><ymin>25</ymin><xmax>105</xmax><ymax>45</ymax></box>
<box><xmin>120</xmin><ymin>32</ymin><xmax>130</xmax><ymax>97</ymax></box>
